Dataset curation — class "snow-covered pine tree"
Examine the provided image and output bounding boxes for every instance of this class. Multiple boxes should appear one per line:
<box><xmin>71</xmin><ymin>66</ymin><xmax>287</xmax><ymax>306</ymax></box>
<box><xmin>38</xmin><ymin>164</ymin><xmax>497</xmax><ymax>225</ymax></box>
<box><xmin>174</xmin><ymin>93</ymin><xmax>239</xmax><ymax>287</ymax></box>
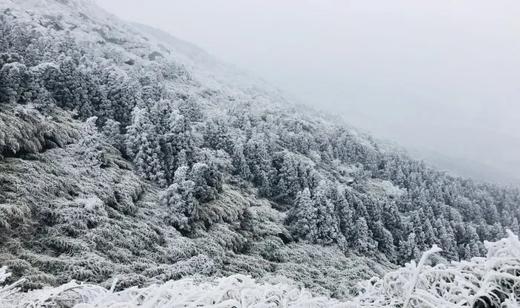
<box><xmin>286</xmin><ymin>188</ymin><xmax>318</xmax><ymax>241</ymax></box>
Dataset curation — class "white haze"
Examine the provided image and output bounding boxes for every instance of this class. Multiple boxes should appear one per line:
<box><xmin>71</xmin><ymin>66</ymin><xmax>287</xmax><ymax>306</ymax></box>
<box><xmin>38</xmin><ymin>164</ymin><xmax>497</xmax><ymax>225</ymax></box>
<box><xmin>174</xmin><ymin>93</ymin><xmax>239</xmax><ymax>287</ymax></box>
<box><xmin>97</xmin><ymin>0</ymin><xmax>520</xmax><ymax>186</ymax></box>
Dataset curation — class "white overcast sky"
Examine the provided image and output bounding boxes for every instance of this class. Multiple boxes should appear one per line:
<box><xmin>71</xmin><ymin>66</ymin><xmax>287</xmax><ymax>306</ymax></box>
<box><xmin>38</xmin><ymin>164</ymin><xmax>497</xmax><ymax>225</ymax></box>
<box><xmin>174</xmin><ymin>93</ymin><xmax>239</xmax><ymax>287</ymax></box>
<box><xmin>97</xmin><ymin>0</ymin><xmax>520</xmax><ymax>184</ymax></box>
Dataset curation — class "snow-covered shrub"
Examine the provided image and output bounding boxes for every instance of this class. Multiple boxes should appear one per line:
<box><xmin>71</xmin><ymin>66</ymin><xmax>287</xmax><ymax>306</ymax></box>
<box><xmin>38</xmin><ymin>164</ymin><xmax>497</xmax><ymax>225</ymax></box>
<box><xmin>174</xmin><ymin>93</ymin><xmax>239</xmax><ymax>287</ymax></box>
<box><xmin>0</xmin><ymin>266</ymin><xmax>24</xmax><ymax>307</ymax></box>
<box><xmin>349</xmin><ymin>231</ymin><xmax>520</xmax><ymax>307</ymax></box>
<box><xmin>2</xmin><ymin>232</ymin><xmax>519</xmax><ymax>307</ymax></box>
<box><xmin>0</xmin><ymin>105</ymin><xmax>78</xmax><ymax>158</ymax></box>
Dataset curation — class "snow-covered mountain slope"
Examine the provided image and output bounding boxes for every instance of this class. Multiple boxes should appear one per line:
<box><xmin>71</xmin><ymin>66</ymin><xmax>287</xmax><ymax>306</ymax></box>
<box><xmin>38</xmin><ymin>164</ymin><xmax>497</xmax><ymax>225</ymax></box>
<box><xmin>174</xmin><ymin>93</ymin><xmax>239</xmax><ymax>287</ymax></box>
<box><xmin>0</xmin><ymin>109</ymin><xmax>383</xmax><ymax>296</ymax></box>
<box><xmin>0</xmin><ymin>0</ymin><xmax>520</xmax><ymax>306</ymax></box>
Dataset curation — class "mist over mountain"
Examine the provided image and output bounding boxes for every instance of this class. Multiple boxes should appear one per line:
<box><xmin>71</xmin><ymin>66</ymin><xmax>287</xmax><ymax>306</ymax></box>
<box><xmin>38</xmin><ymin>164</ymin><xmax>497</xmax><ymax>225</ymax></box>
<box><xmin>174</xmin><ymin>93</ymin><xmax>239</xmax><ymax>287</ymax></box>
<box><xmin>0</xmin><ymin>0</ymin><xmax>519</xmax><ymax>307</ymax></box>
<box><xmin>97</xmin><ymin>0</ymin><xmax>520</xmax><ymax>188</ymax></box>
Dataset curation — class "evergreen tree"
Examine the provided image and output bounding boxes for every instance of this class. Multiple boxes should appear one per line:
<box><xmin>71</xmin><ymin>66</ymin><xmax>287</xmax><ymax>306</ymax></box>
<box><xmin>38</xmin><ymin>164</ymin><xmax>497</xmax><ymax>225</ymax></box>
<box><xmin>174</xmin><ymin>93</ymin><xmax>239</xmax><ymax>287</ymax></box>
<box><xmin>335</xmin><ymin>187</ymin><xmax>355</xmax><ymax>246</ymax></box>
<box><xmin>0</xmin><ymin>61</ymin><xmax>31</xmax><ymax>104</ymax></box>
<box><xmin>231</xmin><ymin>143</ymin><xmax>252</xmax><ymax>181</ymax></box>
<box><xmin>355</xmin><ymin>217</ymin><xmax>375</xmax><ymax>254</ymax></box>
<box><xmin>399</xmin><ymin>232</ymin><xmax>421</xmax><ymax>262</ymax></box>
<box><xmin>286</xmin><ymin>188</ymin><xmax>317</xmax><ymax>241</ymax></box>
<box><xmin>204</xmin><ymin>118</ymin><xmax>234</xmax><ymax>153</ymax></box>
<box><xmin>511</xmin><ymin>217</ymin><xmax>520</xmax><ymax>235</ymax></box>
<box><xmin>373</xmin><ymin>220</ymin><xmax>396</xmax><ymax>260</ymax></box>
<box><xmin>244</xmin><ymin>133</ymin><xmax>271</xmax><ymax>191</ymax></box>
<box><xmin>191</xmin><ymin>162</ymin><xmax>223</xmax><ymax>203</ymax></box>
<box><xmin>102</xmin><ymin>119</ymin><xmax>123</xmax><ymax>151</ymax></box>
<box><xmin>126</xmin><ymin>107</ymin><xmax>167</xmax><ymax>187</ymax></box>
<box><xmin>76</xmin><ymin>117</ymin><xmax>103</xmax><ymax>164</ymax></box>
<box><xmin>312</xmin><ymin>181</ymin><xmax>342</xmax><ymax>245</ymax></box>
<box><xmin>466</xmin><ymin>225</ymin><xmax>482</xmax><ymax>257</ymax></box>
<box><xmin>161</xmin><ymin>169</ymin><xmax>197</xmax><ymax>233</ymax></box>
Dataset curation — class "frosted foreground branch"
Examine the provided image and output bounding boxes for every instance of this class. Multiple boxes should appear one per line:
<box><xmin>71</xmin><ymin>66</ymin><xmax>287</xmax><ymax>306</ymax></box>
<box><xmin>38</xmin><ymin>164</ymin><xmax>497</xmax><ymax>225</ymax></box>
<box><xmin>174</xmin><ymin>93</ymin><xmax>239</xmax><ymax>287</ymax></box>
<box><xmin>2</xmin><ymin>232</ymin><xmax>520</xmax><ymax>308</ymax></box>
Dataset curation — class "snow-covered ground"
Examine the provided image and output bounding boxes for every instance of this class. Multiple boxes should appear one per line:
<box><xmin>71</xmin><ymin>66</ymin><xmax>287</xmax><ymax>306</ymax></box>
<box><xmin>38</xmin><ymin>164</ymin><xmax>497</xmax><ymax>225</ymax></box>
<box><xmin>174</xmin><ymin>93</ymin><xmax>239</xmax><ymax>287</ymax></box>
<box><xmin>2</xmin><ymin>232</ymin><xmax>519</xmax><ymax>307</ymax></box>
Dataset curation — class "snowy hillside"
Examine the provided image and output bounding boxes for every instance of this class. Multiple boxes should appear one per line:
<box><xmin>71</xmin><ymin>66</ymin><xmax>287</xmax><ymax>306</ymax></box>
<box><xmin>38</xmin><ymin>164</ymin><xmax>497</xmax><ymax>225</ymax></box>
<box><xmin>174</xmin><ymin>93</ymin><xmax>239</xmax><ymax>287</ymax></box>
<box><xmin>0</xmin><ymin>0</ymin><xmax>520</xmax><ymax>306</ymax></box>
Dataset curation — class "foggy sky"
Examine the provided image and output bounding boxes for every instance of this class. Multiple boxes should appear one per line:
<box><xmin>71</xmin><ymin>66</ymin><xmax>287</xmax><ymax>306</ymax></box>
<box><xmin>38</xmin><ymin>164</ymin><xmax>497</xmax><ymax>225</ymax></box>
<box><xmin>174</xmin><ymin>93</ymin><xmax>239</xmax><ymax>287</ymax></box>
<box><xmin>97</xmin><ymin>0</ymin><xmax>520</xmax><ymax>185</ymax></box>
